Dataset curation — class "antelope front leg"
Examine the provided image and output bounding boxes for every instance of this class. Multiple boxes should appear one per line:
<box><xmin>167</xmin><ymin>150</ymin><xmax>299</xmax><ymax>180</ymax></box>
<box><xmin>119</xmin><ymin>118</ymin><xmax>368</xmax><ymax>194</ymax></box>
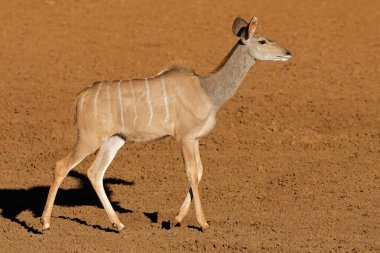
<box><xmin>180</xmin><ymin>139</ymin><xmax>209</xmax><ymax>231</ymax></box>
<box><xmin>174</xmin><ymin>140</ymin><xmax>203</xmax><ymax>225</ymax></box>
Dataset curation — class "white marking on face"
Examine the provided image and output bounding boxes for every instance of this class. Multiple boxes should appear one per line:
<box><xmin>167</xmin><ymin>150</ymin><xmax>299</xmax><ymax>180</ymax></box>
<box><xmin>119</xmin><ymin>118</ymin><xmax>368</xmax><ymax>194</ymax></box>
<box><xmin>161</xmin><ymin>78</ymin><xmax>170</xmax><ymax>123</ymax></box>
<box><xmin>129</xmin><ymin>80</ymin><xmax>138</xmax><ymax>125</ymax></box>
<box><xmin>145</xmin><ymin>78</ymin><xmax>153</xmax><ymax>125</ymax></box>
<box><xmin>94</xmin><ymin>82</ymin><xmax>103</xmax><ymax>119</ymax></box>
<box><xmin>117</xmin><ymin>81</ymin><xmax>125</xmax><ymax>129</ymax></box>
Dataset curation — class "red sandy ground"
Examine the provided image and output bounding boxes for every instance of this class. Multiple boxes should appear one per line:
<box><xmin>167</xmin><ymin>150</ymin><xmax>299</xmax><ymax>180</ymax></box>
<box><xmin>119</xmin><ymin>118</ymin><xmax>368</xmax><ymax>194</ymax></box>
<box><xmin>0</xmin><ymin>0</ymin><xmax>379</xmax><ymax>252</ymax></box>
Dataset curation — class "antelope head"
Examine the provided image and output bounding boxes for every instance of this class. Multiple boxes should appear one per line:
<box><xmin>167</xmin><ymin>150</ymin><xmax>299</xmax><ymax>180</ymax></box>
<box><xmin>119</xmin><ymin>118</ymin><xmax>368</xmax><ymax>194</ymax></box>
<box><xmin>232</xmin><ymin>17</ymin><xmax>292</xmax><ymax>62</ymax></box>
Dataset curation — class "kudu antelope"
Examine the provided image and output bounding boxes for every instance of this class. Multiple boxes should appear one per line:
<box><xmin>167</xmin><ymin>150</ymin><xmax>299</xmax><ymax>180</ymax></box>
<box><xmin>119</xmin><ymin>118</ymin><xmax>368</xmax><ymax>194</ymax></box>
<box><xmin>41</xmin><ymin>16</ymin><xmax>291</xmax><ymax>232</ymax></box>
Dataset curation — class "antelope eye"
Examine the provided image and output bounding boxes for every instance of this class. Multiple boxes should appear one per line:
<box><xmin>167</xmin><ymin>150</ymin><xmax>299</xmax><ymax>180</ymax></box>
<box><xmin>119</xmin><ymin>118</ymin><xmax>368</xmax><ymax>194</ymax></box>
<box><xmin>258</xmin><ymin>40</ymin><xmax>267</xmax><ymax>45</ymax></box>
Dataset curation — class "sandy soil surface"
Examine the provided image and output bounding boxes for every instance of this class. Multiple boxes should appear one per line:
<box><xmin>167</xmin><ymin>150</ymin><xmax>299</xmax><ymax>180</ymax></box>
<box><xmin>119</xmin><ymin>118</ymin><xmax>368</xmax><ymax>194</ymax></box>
<box><xmin>0</xmin><ymin>0</ymin><xmax>379</xmax><ymax>252</ymax></box>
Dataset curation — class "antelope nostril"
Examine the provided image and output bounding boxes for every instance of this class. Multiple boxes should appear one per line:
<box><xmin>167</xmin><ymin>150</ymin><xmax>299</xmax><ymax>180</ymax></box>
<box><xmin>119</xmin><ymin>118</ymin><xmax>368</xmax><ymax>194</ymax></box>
<box><xmin>286</xmin><ymin>50</ymin><xmax>292</xmax><ymax>56</ymax></box>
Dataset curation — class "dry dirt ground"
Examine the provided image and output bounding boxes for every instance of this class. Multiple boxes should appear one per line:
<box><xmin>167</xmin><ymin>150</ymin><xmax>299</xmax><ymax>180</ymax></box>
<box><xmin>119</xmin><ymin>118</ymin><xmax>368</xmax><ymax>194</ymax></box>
<box><xmin>0</xmin><ymin>0</ymin><xmax>379</xmax><ymax>252</ymax></box>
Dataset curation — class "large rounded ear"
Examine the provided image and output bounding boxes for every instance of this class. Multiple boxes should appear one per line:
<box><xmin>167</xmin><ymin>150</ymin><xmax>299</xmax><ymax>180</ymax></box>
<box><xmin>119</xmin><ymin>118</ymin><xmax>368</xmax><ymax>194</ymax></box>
<box><xmin>247</xmin><ymin>17</ymin><xmax>258</xmax><ymax>38</ymax></box>
<box><xmin>232</xmin><ymin>17</ymin><xmax>248</xmax><ymax>37</ymax></box>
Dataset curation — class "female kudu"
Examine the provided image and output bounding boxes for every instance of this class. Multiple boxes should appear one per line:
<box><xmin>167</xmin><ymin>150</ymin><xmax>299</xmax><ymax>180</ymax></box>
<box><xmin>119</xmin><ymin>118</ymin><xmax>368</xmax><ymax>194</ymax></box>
<box><xmin>41</xmin><ymin>17</ymin><xmax>292</xmax><ymax>232</ymax></box>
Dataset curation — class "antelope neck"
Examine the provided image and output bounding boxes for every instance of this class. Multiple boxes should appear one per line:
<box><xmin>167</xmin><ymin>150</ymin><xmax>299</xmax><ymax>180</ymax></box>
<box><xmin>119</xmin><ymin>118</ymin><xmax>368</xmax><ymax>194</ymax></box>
<box><xmin>199</xmin><ymin>42</ymin><xmax>256</xmax><ymax>109</ymax></box>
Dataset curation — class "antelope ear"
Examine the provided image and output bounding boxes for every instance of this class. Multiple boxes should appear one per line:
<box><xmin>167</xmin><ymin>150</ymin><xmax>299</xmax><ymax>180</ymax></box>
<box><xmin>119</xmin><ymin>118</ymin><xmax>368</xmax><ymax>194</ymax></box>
<box><xmin>247</xmin><ymin>17</ymin><xmax>258</xmax><ymax>38</ymax></box>
<box><xmin>232</xmin><ymin>17</ymin><xmax>248</xmax><ymax>36</ymax></box>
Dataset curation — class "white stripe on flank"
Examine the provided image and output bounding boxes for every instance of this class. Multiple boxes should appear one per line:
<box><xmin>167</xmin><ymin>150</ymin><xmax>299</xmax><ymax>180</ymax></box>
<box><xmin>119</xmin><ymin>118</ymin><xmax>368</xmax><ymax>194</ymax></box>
<box><xmin>117</xmin><ymin>80</ymin><xmax>125</xmax><ymax>129</ymax></box>
<box><xmin>94</xmin><ymin>82</ymin><xmax>103</xmax><ymax>119</ymax></box>
<box><xmin>106</xmin><ymin>85</ymin><xmax>111</xmax><ymax>122</ymax></box>
<box><xmin>161</xmin><ymin>78</ymin><xmax>169</xmax><ymax>123</ymax></box>
<box><xmin>79</xmin><ymin>90</ymin><xmax>87</xmax><ymax>114</ymax></box>
<box><xmin>129</xmin><ymin>80</ymin><xmax>138</xmax><ymax>125</ymax></box>
<box><xmin>145</xmin><ymin>78</ymin><xmax>153</xmax><ymax>125</ymax></box>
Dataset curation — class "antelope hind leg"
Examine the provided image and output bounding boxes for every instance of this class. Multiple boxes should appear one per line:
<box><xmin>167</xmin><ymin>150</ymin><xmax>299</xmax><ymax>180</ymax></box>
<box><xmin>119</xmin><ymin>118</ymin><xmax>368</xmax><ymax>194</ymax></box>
<box><xmin>41</xmin><ymin>140</ymin><xmax>98</xmax><ymax>231</ymax></box>
<box><xmin>87</xmin><ymin>136</ymin><xmax>125</xmax><ymax>232</ymax></box>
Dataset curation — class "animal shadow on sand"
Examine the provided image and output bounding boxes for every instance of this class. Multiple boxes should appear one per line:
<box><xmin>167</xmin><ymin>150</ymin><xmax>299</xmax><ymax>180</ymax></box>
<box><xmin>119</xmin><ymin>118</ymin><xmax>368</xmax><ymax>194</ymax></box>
<box><xmin>0</xmin><ymin>171</ymin><xmax>134</xmax><ymax>234</ymax></box>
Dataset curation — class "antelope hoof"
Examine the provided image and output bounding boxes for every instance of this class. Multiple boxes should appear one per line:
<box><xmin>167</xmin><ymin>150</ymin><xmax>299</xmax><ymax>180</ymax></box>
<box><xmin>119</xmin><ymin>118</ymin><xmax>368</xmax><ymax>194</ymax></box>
<box><xmin>40</xmin><ymin>218</ymin><xmax>51</xmax><ymax>231</ymax></box>
<box><xmin>112</xmin><ymin>222</ymin><xmax>125</xmax><ymax>232</ymax></box>
<box><xmin>170</xmin><ymin>218</ymin><xmax>181</xmax><ymax>228</ymax></box>
<box><xmin>201</xmin><ymin>223</ymin><xmax>209</xmax><ymax>232</ymax></box>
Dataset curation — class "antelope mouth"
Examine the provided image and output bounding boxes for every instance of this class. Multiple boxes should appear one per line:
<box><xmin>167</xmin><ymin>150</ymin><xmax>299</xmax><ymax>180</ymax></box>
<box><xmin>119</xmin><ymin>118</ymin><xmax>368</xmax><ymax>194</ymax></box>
<box><xmin>276</xmin><ymin>55</ymin><xmax>292</xmax><ymax>61</ymax></box>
